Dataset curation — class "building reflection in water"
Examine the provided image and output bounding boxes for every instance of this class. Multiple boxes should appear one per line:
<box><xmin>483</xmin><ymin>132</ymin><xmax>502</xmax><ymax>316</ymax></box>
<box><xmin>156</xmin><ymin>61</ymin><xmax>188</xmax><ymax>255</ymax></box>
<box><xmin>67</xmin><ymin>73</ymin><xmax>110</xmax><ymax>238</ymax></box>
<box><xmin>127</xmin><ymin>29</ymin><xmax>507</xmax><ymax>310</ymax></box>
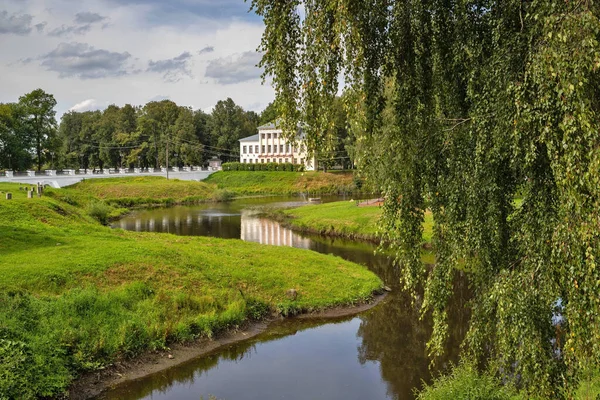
<box><xmin>115</xmin><ymin>208</ymin><xmax>311</xmax><ymax>249</ymax></box>
<box><xmin>240</xmin><ymin>213</ymin><xmax>311</xmax><ymax>249</ymax></box>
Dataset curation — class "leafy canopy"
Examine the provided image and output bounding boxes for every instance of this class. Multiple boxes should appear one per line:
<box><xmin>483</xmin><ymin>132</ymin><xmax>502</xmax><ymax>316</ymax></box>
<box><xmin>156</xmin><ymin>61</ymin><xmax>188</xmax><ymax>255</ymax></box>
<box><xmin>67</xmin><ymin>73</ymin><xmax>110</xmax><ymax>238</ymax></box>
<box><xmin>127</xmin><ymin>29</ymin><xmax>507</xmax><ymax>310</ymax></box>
<box><xmin>251</xmin><ymin>0</ymin><xmax>600</xmax><ymax>396</ymax></box>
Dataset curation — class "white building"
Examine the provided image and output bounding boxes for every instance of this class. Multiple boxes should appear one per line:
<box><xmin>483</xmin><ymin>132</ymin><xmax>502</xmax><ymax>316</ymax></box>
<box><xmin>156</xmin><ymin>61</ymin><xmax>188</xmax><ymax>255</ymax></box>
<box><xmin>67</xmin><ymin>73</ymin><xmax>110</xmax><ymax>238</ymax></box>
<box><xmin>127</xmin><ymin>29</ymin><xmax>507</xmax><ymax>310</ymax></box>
<box><xmin>238</xmin><ymin>121</ymin><xmax>317</xmax><ymax>171</ymax></box>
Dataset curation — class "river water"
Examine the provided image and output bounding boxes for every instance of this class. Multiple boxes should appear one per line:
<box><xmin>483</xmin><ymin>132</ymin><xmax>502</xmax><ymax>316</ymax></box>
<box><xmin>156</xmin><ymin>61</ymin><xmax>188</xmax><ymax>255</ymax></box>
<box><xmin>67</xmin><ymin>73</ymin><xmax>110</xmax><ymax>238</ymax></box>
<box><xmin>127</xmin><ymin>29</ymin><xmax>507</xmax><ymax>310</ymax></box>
<box><xmin>104</xmin><ymin>197</ymin><xmax>470</xmax><ymax>400</ymax></box>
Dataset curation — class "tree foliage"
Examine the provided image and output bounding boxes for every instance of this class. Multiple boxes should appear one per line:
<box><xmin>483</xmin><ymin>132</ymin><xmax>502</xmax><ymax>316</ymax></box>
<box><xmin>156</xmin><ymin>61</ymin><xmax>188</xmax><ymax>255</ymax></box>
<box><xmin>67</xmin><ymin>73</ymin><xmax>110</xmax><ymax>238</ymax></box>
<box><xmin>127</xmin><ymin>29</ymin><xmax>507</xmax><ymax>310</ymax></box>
<box><xmin>252</xmin><ymin>0</ymin><xmax>600</xmax><ymax>395</ymax></box>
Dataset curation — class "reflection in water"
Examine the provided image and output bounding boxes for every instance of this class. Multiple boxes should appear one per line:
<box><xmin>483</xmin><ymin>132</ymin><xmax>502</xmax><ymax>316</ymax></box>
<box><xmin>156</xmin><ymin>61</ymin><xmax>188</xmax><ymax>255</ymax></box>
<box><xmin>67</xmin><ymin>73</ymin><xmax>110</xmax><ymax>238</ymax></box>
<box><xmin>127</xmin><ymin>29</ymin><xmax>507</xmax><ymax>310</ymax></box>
<box><xmin>106</xmin><ymin>198</ymin><xmax>470</xmax><ymax>400</ymax></box>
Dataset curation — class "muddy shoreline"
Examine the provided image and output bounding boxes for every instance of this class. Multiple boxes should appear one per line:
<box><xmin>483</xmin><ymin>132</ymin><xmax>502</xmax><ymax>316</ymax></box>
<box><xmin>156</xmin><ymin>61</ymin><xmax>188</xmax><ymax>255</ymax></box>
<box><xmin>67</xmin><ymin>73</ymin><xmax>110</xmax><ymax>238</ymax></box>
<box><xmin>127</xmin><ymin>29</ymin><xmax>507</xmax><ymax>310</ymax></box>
<box><xmin>67</xmin><ymin>293</ymin><xmax>388</xmax><ymax>400</ymax></box>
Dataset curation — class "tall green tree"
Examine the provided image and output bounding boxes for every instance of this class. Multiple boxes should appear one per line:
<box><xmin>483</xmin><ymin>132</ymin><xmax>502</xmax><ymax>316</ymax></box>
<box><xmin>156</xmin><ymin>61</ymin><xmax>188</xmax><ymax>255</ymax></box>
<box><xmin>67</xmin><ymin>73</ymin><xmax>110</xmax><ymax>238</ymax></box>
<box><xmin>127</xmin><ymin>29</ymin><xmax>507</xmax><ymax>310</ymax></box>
<box><xmin>18</xmin><ymin>89</ymin><xmax>57</xmax><ymax>171</ymax></box>
<box><xmin>252</xmin><ymin>0</ymin><xmax>600</xmax><ymax>396</ymax></box>
<box><xmin>260</xmin><ymin>101</ymin><xmax>279</xmax><ymax>124</ymax></box>
<box><xmin>208</xmin><ymin>98</ymin><xmax>258</xmax><ymax>161</ymax></box>
<box><xmin>0</xmin><ymin>103</ymin><xmax>31</xmax><ymax>171</ymax></box>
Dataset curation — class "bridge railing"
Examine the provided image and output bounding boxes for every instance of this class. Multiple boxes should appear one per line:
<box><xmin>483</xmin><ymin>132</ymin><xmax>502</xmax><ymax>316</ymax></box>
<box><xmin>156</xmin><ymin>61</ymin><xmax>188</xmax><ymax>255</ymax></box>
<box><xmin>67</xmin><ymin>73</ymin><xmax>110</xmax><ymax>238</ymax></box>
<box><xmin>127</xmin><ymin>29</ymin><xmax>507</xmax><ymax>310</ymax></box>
<box><xmin>1</xmin><ymin>166</ymin><xmax>212</xmax><ymax>179</ymax></box>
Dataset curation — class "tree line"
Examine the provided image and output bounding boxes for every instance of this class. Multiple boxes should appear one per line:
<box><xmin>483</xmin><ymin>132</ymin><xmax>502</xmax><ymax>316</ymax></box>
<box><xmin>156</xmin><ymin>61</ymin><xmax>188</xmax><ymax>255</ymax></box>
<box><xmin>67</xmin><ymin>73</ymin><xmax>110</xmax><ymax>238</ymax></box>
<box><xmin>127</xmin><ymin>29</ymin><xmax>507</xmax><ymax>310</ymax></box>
<box><xmin>0</xmin><ymin>89</ymin><xmax>355</xmax><ymax>172</ymax></box>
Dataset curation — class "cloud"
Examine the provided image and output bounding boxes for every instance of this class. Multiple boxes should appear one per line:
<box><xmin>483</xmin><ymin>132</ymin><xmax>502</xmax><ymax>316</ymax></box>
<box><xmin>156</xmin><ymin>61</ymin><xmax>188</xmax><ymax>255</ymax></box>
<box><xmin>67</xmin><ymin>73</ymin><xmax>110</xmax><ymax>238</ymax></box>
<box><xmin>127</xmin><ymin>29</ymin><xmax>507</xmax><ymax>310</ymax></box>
<box><xmin>198</xmin><ymin>46</ymin><xmax>214</xmax><ymax>55</ymax></box>
<box><xmin>75</xmin><ymin>12</ymin><xmax>107</xmax><ymax>25</ymax></box>
<box><xmin>104</xmin><ymin>0</ymin><xmax>259</xmax><ymax>26</ymax></box>
<box><xmin>147</xmin><ymin>51</ymin><xmax>193</xmax><ymax>82</ymax></box>
<box><xmin>205</xmin><ymin>51</ymin><xmax>262</xmax><ymax>85</ymax></box>
<box><xmin>149</xmin><ymin>94</ymin><xmax>170</xmax><ymax>102</ymax></box>
<box><xmin>47</xmin><ymin>11</ymin><xmax>108</xmax><ymax>37</ymax></box>
<box><xmin>69</xmin><ymin>98</ymin><xmax>102</xmax><ymax>112</ymax></box>
<box><xmin>35</xmin><ymin>22</ymin><xmax>47</xmax><ymax>33</ymax></box>
<box><xmin>0</xmin><ymin>11</ymin><xmax>34</xmax><ymax>35</ymax></box>
<box><xmin>39</xmin><ymin>42</ymin><xmax>133</xmax><ymax>79</ymax></box>
<box><xmin>48</xmin><ymin>24</ymin><xmax>91</xmax><ymax>37</ymax></box>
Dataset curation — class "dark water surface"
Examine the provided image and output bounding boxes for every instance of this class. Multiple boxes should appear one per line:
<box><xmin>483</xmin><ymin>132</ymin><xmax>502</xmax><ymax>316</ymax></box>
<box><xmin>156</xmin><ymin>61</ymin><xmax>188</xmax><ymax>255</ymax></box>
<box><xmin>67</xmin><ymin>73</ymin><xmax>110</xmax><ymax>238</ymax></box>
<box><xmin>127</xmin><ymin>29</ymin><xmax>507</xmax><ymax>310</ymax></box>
<box><xmin>105</xmin><ymin>196</ymin><xmax>470</xmax><ymax>400</ymax></box>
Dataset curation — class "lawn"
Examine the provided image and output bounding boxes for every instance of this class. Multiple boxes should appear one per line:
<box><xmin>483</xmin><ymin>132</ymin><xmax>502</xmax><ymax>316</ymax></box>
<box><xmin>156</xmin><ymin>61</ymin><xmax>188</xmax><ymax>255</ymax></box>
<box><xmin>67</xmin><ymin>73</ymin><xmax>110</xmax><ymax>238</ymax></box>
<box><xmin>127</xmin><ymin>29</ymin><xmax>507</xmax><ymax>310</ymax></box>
<box><xmin>0</xmin><ymin>183</ymin><xmax>381</xmax><ymax>399</ymax></box>
<box><xmin>271</xmin><ymin>200</ymin><xmax>434</xmax><ymax>244</ymax></box>
<box><xmin>204</xmin><ymin>171</ymin><xmax>360</xmax><ymax>196</ymax></box>
<box><xmin>65</xmin><ymin>176</ymin><xmax>220</xmax><ymax>206</ymax></box>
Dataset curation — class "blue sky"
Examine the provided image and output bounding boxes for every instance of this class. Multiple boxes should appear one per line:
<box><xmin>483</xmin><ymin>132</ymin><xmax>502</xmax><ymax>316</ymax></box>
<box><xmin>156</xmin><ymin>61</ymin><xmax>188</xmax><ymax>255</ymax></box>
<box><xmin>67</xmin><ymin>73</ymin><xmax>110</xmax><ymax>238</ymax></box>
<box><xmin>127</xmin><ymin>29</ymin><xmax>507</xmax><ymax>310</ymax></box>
<box><xmin>0</xmin><ymin>0</ymin><xmax>273</xmax><ymax>117</ymax></box>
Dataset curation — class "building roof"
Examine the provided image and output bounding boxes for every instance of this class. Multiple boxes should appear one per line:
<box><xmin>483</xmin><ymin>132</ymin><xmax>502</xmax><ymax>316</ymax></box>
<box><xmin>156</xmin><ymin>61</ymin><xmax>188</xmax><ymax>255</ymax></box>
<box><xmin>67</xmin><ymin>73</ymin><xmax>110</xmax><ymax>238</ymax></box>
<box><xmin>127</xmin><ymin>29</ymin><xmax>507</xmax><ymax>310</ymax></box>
<box><xmin>238</xmin><ymin>134</ymin><xmax>259</xmax><ymax>142</ymax></box>
<box><xmin>257</xmin><ymin>120</ymin><xmax>281</xmax><ymax>130</ymax></box>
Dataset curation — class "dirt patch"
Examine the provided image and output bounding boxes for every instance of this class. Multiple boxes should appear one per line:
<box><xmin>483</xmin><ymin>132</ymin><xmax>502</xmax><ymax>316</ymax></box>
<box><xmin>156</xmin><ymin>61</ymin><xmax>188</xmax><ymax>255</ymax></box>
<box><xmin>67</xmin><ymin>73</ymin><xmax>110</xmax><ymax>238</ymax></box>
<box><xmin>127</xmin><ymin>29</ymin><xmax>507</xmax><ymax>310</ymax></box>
<box><xmin>67</xmin><ymin>293</ymin><xmax>387</xmax><ymax>400</ymax></box>
<box><xmin>357</xmin><ymin>198</ymin><xmax>384</xmax><ymax>207</ymax></box>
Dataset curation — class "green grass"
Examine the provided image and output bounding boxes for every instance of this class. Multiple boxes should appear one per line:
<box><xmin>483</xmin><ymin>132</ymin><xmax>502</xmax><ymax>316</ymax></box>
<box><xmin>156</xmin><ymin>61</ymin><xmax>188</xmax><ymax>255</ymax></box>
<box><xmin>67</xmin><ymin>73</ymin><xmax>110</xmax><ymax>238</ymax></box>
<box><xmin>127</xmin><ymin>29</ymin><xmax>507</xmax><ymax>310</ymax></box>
<box><xmin>416</xmin><ymin>363</ymin><xmax>523</xmax><ymax>400</ymax></box>
<box><xmin>204</xmin><ymin>171</ymin><xmax>360</xmax><ymax>196</ymax></box>
<box><xmin>269</xmin><ymin>200</ymin><xmax>434</xmax><ymax>244</ymax></box>
<box><xmin>574</xmin><ymin>369</ymin><xmax>600</xmax><ymax>399</ymax></box>
<box><xmin>66</xmin><ymin>176</ymin><xmax>219</xmax><ymax>207</ymax></box>
<box><xmin>0</xmin><ymin>183</ymin><xmax>381</xmax><ymax>399</ymax></box>
<box><xmin>417</xmin><ymin>363</ymin><xmax>600</xmax><ymax>400</ymax></box>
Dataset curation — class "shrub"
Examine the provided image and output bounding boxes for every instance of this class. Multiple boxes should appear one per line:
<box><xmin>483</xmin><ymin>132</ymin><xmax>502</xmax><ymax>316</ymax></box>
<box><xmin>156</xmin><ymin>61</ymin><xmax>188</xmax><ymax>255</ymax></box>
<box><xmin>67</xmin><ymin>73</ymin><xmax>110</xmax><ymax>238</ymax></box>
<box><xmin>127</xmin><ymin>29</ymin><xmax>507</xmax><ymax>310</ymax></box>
<box><xmin>211</xmin><ymin>189</ymin><xmax>235</xmax><ymax>202</ymax></box>
<box><xmin>86</xmin><ymin>200</ymin><xmax>111</xmax><ymax>225</ymax></box>
<box><xmin>222</xmin><ymin>162</ymin><xmax>305</xmax><ymax>172</ymax></box>
<box><xmin>416</xmin><ymin>363</ymin><xmax>522</xmax><ymax>400</ymax></box>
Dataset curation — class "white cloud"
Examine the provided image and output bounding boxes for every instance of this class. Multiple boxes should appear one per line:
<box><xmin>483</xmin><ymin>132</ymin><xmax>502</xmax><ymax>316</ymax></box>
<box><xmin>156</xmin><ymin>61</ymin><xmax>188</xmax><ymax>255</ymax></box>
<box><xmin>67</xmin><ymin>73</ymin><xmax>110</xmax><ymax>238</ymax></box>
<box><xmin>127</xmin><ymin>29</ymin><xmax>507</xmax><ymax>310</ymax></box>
<box><xmin>0</xmin><ymin>0</ymin><xmax>275</xmax><ymax>118</ymax></box>
<box><xmin>68</xmin><ymin>98</ymin><xmax>105</xmax><ymax>112</ymax></box>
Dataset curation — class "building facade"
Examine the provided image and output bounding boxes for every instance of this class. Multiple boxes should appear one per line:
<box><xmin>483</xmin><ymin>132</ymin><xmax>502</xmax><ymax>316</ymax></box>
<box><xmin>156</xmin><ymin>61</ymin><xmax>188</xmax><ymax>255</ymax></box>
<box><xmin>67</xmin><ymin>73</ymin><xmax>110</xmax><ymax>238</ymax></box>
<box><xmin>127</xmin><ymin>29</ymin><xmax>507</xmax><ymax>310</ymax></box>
<box><xmin>239</xmin><ymin>122</ymin><xmax>317</xmax><ymax>171</ymax></box>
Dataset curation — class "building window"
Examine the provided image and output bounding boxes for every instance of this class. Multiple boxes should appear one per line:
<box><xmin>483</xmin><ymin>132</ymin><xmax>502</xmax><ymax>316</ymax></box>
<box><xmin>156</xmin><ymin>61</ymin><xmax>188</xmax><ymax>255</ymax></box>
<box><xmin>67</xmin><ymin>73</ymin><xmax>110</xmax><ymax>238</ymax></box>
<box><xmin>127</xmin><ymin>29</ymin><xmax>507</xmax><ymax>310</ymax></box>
<box><xmin>287</xmin><ymin>144</ymin><xmax>291</xmax><ymax>153</ymax></box>
<box><xmin>267</xmin><ymin>133</ymin><xmax>271</xmax><ymax>139</ymax></box>
<box><xmin>261</xmin><ymin>159</ymin><xmax>265</xmax><ymax>163</ymax></box>
<box><xmin>249</xmin><ymin>146</ymin><xmax>253</xmax><ymax>154</ymax></box>
<box><xmin>279</xmin><ymin>158</ymin><xmax>283</xmax><ymax>163</ymax></box>
<box><xmin>273</xmin><ymin>133</ymin><xmax>278</xmax><ymax>139</ymax></box>
<box><xmin>243</xmin><ymin>145</ymin><xmax>247</xmax><ymax>154</ymax></box>
<box><xmin>268</xmin><ymin>145</ymin><xmax>271</xmax><ymax>153</ymax></box>
<box><xmin>243</xmin><ymin>159</ymin><xmax>246</xmax><ymax>163</ymax></box>
<box><xmin>261</xmin><ymin>145</ymin><xmax>265</xmax><ymax>153</ymax></box>
<box><xmin>300</xmin><ymin>158</ymin><xmax>304</xmax><ymax>165</ymax></box>
<box><xmin>285</xmin><ymin>158</ymin><xmax>289</xmax><ymax>163</ymax></box>
<box><xmin>267</xmin><ymin>159</ymin><xmax>270</xmax><ymax>163</ymax></box>
<box><xmin>280</xmin><ymin>144</ymin><xmax>284</xmax><ymax>153</ymax></box>
<box><xmin>294</xmin><ymin>158</ymin><xmax>298</xmax><ymax>164</ymax></box>
<box><xmin>261</xmin><ymin>133</ymin><xmax>265</xmax><ymax>139</ymax></box>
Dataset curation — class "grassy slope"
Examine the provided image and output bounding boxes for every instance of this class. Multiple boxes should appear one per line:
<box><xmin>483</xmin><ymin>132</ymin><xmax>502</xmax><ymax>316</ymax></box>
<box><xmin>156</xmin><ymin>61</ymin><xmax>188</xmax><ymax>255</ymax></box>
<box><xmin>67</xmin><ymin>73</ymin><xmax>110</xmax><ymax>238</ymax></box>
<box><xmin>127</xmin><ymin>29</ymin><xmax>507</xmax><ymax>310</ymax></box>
<box><xmin>274</xmin><ymin>200</ymin><xmax>434</xmax><ymax>244</ymax></box>
<box><xmin>204</xmin><ymin>171</ymin><xmax>358</xmax><ymax>195</ymax></box>
<box><xmin>66</xmin><ymin>176</ymin><xmax>219</xmax><ymax>206</ymax></box>
<box><xmin>0</xmin><ymin>183</ymin><xmax>381</xmax><ymax>398</ymax></box>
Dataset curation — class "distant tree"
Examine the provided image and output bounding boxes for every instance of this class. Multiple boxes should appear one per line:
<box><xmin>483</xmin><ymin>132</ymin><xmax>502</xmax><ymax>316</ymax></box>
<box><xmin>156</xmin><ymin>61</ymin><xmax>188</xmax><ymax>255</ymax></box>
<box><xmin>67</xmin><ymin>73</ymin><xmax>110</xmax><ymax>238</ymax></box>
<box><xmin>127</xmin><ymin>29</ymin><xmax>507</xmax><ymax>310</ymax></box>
<box><xmin>208</xmin><ymin>98</ymin><xmax>258</xmax><ymax>161</ymax></box>
<box><xmin>193</xmin><ymin>109</ymin><xmax>212</xmax><ymax>146</ymax></box>
<box><xmin>259</xmin><ymin>101</ymin><xmax>279</xmax><ymax>124</ymax></box>
<box><xmin>18</xmin><ymin>89</ymin><xmax>57</xmax><ymax>171</ymax></box>
<box><xmin>172</xmin><ymin>107</ymin><xmax>202</xmax><ymax>166</ymax></box>
<box><xmin>0</xmin><ymin>103</ymin><xmax>31</xmax><ymax>170</ymax></box>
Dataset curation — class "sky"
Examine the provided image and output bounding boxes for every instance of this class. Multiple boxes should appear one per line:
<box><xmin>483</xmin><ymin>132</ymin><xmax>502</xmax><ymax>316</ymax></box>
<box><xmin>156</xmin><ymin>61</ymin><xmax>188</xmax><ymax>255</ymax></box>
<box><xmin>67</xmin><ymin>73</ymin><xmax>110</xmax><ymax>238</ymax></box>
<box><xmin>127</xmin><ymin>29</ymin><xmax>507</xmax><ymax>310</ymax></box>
<box><xmin>0</xmin><ymin>0</ymin><xmax>274</xmax><ymax>118</ymax></box>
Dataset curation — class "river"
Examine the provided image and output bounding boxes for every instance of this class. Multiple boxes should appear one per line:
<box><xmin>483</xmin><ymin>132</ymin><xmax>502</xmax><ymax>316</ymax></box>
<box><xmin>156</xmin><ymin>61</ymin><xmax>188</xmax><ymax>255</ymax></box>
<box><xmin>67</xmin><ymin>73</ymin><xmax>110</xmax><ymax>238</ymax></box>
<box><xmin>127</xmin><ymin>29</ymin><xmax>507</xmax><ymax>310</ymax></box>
<box><xmin>103</xmin><ymin>196</ymin><xmax>470</xmax><ymax>400</ymax></box>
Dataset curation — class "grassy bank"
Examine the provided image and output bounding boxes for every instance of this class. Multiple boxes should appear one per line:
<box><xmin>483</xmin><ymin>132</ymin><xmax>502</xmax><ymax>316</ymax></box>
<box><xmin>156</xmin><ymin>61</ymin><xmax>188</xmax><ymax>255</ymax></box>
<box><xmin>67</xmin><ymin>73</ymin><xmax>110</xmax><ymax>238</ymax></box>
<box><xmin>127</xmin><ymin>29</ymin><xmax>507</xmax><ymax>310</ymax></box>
<box><xmin>63</xmin><ymin>176</ymin><xmax>224</xmax><ymax>207</ymax></box>
<box><xmin>268</xmin><ymin>200</ymin><xmax>434</xmax><ymax>244</ymax></box>
<box><xmin>204</xmin><ymin>171</ymin><xmax>361</xmax><ymax>196</ymax></box>
<box><xmin>0</xmin><ymin>183</ymin><xmax>381</xmax><ymax>399</ymax></box>
<box><xmin>417</xmin><ymin>363</ymin><xmax>600</xmax><ymax>400</ymax></box>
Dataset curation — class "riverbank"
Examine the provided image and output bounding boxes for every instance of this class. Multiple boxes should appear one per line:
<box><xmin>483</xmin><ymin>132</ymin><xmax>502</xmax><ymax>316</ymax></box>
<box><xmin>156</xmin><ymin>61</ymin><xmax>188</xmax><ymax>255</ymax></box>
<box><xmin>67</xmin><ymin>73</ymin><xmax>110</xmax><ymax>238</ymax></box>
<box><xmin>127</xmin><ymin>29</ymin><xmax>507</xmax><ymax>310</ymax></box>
<box><xmin>60</xmin><ymin>176</ymin><xmax>224</xmax><ymax>207</ymax></box>
<box><xmin>265</xmin><ymin>200</ymin><xmax>434</xmax><ymax>245</ymax></box>
<box><xmin>69</xmin><ymin>293</ymin><xmax>388</xmax><ymax>399</ymax></box>
<box><xmin>0</xmin><ymin>183</ymin><xmax>382</xmax><ymax>399</ymax></box>
<box><xmin>204</xmin><ymin>170</ymin><xmax>362</xmax><ymax>196</ymax></box>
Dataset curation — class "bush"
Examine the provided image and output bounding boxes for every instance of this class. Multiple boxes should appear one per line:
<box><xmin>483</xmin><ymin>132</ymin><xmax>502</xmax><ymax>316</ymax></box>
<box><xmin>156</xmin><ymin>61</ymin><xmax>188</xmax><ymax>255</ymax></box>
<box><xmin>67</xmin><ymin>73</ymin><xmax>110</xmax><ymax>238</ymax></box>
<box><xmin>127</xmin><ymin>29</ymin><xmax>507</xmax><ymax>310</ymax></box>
<box><xmin>416</xmin><ymin>363</ymin><xmax>522</xmax><ymax>400</ymax></box>
<box><xmin>211</xmin><ymin>189</ymin><xmax>235</xmax><ymax>202</ymax></box>
<box><xmin>86</xmin><ymin>200</ymin><xmax>111</xmax><ymax>225</ymax></box>
<box><xmin>222</xmin><ymin>162</ymin><xmax>305</xmax><ymax>172</ymax></box>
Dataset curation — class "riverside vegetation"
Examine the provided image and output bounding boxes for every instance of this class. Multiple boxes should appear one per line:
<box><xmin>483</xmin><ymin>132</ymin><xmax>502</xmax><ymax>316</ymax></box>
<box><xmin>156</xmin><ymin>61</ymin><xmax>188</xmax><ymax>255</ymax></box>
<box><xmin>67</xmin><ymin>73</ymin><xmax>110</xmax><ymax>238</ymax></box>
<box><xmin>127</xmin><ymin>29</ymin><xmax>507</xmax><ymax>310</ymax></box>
<box><xmin>0</xmin><ymin>180</ymin><xmax>381</xmax><ymax>399</ymax></box>
<box><xmin>268</xmin><ymin>200</ymin><xmax>433</xmax><ymax>244</ymax></box>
